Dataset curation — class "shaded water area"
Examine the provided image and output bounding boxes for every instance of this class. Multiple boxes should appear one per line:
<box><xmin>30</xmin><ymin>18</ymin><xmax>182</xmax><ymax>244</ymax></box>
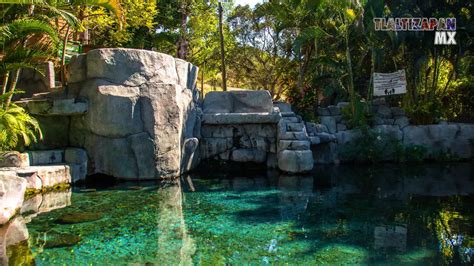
<box><xmin>2</xmin><ymin>163</ymin><xmax>474</xmax><ymax>265</ymax></box>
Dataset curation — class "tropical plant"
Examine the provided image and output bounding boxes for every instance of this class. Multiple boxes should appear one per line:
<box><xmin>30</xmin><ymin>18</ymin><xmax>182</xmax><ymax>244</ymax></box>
<box><xmin>0</xmin><ymin>94</ymin><xmax>42</xmax><ymax>151</ymax></box>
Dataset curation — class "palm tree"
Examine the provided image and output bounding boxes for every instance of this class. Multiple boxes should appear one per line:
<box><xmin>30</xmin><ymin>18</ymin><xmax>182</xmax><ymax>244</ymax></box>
<box><xmin>0</xmin><ymin>98</ymin><xmax>42</xmax><ymax>151</ymax></box>
<box><xmin>0</xmin><ymin>17</ymin><xmax>60</xmax><ymax>108</ymax></box>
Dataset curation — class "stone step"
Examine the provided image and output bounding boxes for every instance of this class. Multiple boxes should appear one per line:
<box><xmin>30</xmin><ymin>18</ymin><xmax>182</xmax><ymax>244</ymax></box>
<box><xmin>278</xmin><ymin>131</ymin><xmax>308</xmax><ymax>141</ymax></box>
<box><xmin>26</xmin><ymin>98</ymin><xmax>88</xmax><ymax>116</ymax></box>
<box><xmin>286</xmin><ymin>122</ymin><xmax>305</xmax><ymax>132</ymax></box>
<box><xmin>279</xmin><ymin>140</ymin><xmax>310</xmax><ymax>151</ymax></box>
<box><xmin>281</xmin><ymin>112</ymin><xmax>296</xmax><ymax>117</ymax></box>
<box><xmin>282</xmin><ymin>117</ymin><xmax>300</xmax><ymax>123</ymax></box>
<box><xmin>28</xmin><ymin>150</ymin><xmax>64</xmax><ymax>165</ymax></box>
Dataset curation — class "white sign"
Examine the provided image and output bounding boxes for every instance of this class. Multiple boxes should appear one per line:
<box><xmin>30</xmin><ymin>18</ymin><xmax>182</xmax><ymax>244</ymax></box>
<box><xmin>373</xmin><ymin>70</ymin><xmax>407</xmax><ymax>96</ymax></box>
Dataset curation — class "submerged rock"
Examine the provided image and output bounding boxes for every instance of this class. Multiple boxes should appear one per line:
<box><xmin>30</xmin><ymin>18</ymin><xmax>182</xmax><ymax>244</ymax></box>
<box><xmin>55</xmin><ymin>212</ymin><xmax>102</xmax><ymax>224</ymax></box>
<box><xmin>39</xmin><ymin>232</ymin><xmax>82</xmax><ymax>248</ymax></box>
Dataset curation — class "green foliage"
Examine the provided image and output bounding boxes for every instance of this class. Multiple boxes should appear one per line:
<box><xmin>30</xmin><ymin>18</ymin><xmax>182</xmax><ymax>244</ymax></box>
<box><xmin>340</xmin><ymin>97</ymin><xmax>370</xmax><ymax>129</ymax></box>
<box><xmin>286</xmin><ymin>85</ymin><xmax>318</xmax><ymax>122</ymax></box>
<box><xmin>86</xmin><ymin>0</ymin><xmax>156</xmax><ymax>48</ymax></box>
<box><xmin>339</xmin><ymin>127</ymin><xmax>384</xmax><ymax>163</ymax></box>
<box><xmin>404</xmin><ymin>100</ymin><xmax>442</xmax><ymax>125</ymax></box>
<box><xmin>0</xmin><ymin>100</ymin><xmax>42</xmax><ymax>151</ymax></box>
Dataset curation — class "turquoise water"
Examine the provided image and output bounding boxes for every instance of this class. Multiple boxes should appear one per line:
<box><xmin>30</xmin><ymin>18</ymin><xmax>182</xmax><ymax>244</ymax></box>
<box><xmin>4</xmin><ymin>163</ymin><xmax>474</xmax><ymax>265</ymax></box>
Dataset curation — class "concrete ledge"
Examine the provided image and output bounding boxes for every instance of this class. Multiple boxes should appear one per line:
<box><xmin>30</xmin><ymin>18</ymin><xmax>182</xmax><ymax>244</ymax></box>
<box><xmin>20</xmin><ymin>98</ymin><xmax>88</xmax><ymax>116</ymax></box>
<box><xmin>202</xmin><ymin>112</ymin><xmax>281</xmax><ymax>125</ymax></box>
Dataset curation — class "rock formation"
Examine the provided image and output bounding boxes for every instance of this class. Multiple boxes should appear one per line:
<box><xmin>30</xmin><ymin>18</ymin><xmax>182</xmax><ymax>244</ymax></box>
<box><xmin>67</xmin><ymin>48</ymin><xmax>201</xmax><ymax>179</ymax></box>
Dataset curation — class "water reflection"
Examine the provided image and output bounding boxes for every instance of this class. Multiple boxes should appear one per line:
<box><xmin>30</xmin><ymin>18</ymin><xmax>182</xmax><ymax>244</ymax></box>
<box><xmin>0</xmin><ymin>189</ymin><xmax>71</xmax><ymax>264</ymax></box>
<box><xmin>157</xmin><ymin>183</ymin><xmax>195</xmax><ymax>265</ymax></box>
<box><xmin>1</xmin><ymin>163</ymin><xmax>473</xmax><ymax>264</ymax></box>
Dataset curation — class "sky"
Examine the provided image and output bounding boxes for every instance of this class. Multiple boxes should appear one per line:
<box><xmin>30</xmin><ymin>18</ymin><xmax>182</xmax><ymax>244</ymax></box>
<box><xmin>234</xmin><ymin>0</ymin><xmax>263</xmax><ymax>7</ymax></box>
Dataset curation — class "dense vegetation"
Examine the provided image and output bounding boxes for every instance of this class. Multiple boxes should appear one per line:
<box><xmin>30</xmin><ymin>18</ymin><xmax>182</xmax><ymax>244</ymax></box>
<box><xmin>0</xmin><ymin>0</ymin><xmax>473</xmax><ymax>150</ymax></box>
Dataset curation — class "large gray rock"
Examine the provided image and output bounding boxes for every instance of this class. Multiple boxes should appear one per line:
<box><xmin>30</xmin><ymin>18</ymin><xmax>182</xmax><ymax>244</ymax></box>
<box><xmin>278</xmin><ymin>150</ymin><xmax>313</xmax><ymax>173</ymax></box>
<box><xmin>68</xmin><ymin>49</ymin><xmax>201</xmax><ymax>179</ymax></box>
<box><xmin>402</xmin><ymin>124</ymin><xmax>473</xmax><ymax>158</ymax></box>
<box><xmin>203</xmin><ymin>92</ymin><xmax>233</xmax><ymax>113</ymax></box>
<box><xmin>86</xmin><ymin>48</ymin><xmax>178</xmax><ymax>86</ymax></box>
<box><xmin>231</xmin><ymin>90</ymin><xmax>273</xmax><ymax>113</ymax></box>
<box><xmin>0</xmin><ymin>174</ymin><xmax>27</xmax><ymax>225</ymax></box>
<box><xmin>203</xmin><ymin>90</ymin><xmax>273</xmax><ymax>113</ymax></box>
<box><xmin>87</xmin><ymin>83</ymin><xmax>142</xmax><ymax>137</ymax></box>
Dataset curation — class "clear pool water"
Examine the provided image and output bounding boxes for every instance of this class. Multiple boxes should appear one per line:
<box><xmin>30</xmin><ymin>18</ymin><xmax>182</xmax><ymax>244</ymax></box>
<box><xmin>4</xmin><ymin>163</ymin><xmax>474</xmax><ymax>265</ymax></box>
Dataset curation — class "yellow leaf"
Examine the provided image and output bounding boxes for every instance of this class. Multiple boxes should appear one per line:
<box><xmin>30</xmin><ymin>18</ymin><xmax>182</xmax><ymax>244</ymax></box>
<box><xmin>345</xmin><ymin>8</ymin><xmax>356</xmax><ymax>21</ymax></box>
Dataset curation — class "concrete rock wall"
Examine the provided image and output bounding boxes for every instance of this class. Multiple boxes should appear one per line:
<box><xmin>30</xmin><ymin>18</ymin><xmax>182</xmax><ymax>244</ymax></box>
<box><xmin>67</xmin><ymin>48</ymin><xmax>200</xmax><ymax>179</ymax></box>
<box><xmin>310</xmin><ymin>100</ymin><xmax>474</xmax><ymax>163</ymax></box>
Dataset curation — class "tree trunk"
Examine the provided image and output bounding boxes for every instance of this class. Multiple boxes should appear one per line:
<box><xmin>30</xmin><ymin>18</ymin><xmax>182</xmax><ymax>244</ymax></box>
<box><xmin>296</xmin><ymin>44</ymin><xmax>313</xmax><ymax>97</ymax></box>
<box><xmin>200</xmin><ymin>63</ymin><xmax>205</xmax><ymax>101</ymax></box>
<box><xmin>218</xmin><ymin>2</ymin><xmax>227</xmax><ymax>91</ymax></box>
<box><xmin>61</xmin><ymin>24</ymin><xmax>71</xmax><ymax>90</ymax></box>
<box><xmin>1</xmin><ymin>72</ymin><xmax>9</xmax><ymax>96</ymax></box>
<box><xmin>177</xmin><ymin>11</ymin><xmax>188</xmax><ymax>60</ymax></box>
<box><xmin>4</xmin><ymin>69</ymin><xmax>20</xmax><ymax>109</ymax></box>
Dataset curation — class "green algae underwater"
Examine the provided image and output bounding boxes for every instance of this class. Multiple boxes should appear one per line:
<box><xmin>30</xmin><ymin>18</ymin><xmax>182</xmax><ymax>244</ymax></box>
<box><xmin>4</xmin><ymin>163</ymin><xmax>474</xmax><ymax>265</ymax></box>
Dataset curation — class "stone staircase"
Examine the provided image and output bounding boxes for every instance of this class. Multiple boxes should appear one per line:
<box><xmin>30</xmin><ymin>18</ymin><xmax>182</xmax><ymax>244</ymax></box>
<box><xmin>277</xmin><ymin>112</ymin><xmax>314</xmax><ymax>173</ymax></box>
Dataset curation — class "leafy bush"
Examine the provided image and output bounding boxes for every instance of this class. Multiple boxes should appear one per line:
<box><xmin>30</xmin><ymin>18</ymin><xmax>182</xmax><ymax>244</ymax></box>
<box><xmin>0</xmin><ymin>102</ymin><xmax>42</xmax><ymax>151</ymax></box>
<box><xmin>340</xmin><ymin>97</ymin><xmax>371</xmax><ymax>129</ymax></box>
<box><xmin>287</xmin><ymin>85</ymin><xmax>319</xmax><ymax>122</ymax></box>
<box><xmin>404</xmin><ymin>99</ymin><xmax>442</xmax><ymax>125</ymax></box>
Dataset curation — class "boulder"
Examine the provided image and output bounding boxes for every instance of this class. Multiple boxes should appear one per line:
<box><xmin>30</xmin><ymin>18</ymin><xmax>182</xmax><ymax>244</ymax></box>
<box><xmin>203</xmin><ymin>90</ymin><xmax>273</xmax><ymax>114</ymax></box>
<box><xmin>277</xmin><ymin>150</ymin><xmax>313</xmax><ymax>173</ymax></box>
<box><xmin>86</xmin><ymin>83</ymin><xmax>142</xmax><ymax>138</ymax></box>
<box><xmin>86</xmin><ymin>48</ymin><xmax>178</xmax><ymax>86</ymax></box>
<box><xmin>68</xmin><ymin>54</ymin><xmax>87</xmax><ymax>83</ymax></box>
<box><xmin>0</xmin><ymin>174</ymin><xmax>27</xmax><ymax>225</ymax></box>
<box><xmin>231</xmin><ymin>90</ymin><xmax>273</xmax><ymax>113</ymax></box>
<box><xmin>68</xmin><ymin>49</ymin><xmax>202</xmax><ymax>179</ymax></box>
<box><xmin>203</xmin><ymin>92</ymin><xmax>233</xmax><ymax>113</ymax></box>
